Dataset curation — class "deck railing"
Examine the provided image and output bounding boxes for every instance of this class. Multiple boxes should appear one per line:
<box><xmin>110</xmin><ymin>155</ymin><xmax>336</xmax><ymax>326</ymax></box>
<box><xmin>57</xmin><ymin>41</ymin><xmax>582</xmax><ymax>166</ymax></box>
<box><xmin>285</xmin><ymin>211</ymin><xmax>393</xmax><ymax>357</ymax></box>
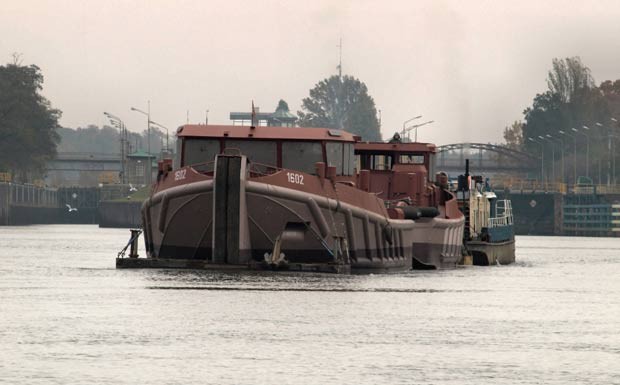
<box><xmin>488</xmin><ymin>199</ymin><xmax>513</xmax><ymax>228</ymax></box>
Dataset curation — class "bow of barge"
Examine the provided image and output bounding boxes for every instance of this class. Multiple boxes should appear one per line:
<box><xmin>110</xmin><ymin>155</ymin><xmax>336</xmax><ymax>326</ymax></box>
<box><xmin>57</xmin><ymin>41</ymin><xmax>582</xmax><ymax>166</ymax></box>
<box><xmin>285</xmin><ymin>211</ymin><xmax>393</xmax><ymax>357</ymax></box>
<box><xmin>118</xmin><ymin>124</ymin><xmax>464</xmax><ymax>272</ymax></box>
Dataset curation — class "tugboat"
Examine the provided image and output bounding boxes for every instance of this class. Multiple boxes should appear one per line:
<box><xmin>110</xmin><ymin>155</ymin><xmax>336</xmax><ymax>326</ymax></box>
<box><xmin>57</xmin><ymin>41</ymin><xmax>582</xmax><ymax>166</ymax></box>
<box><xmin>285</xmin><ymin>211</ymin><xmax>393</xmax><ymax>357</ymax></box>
<box><xmin>456</xmin><ymin>160</ymin><xmax>516</xmax><ymax>266</ymax></box>
<box><xmin>118</xmin><ymin>124</ymin><xmax>464</xmax><ymax>272</ymax></box>
<box><xmin>354</xmin><ymin>134</ymin><xmax>465</xmax><ymax>269</ymax></box>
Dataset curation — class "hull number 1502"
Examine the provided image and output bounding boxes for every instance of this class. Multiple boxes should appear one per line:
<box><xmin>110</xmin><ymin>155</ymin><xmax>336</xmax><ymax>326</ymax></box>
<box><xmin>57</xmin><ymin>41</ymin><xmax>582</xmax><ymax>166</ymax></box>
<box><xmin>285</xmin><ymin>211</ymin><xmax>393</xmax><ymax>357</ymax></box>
<box><xmin>286</xmin><ymin>172</ymin><xmax>304</xmax><ymax>185</ymax></box>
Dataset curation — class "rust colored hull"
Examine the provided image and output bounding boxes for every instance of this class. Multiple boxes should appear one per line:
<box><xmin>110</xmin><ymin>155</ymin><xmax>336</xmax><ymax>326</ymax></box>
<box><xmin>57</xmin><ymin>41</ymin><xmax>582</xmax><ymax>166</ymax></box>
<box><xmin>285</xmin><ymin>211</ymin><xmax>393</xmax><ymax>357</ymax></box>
<box><xmin>137</xmin><ymin>155</ymin><xmax>464</xmax><ymax>273</ymax></box>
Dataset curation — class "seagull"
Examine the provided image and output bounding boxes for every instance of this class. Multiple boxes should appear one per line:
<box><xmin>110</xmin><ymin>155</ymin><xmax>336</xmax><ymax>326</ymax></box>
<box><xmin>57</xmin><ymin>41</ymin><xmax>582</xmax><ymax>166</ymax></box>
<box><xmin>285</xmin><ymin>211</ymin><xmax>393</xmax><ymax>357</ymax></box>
<box><xmin>129</xmin><ymin>184</ymin><xmax>138</xmax><ymax>192</ymax></box>
<box><xmin>65</xmin><ymin>204</ymin><xmax>78</xmax><ymax>212</ymax></box>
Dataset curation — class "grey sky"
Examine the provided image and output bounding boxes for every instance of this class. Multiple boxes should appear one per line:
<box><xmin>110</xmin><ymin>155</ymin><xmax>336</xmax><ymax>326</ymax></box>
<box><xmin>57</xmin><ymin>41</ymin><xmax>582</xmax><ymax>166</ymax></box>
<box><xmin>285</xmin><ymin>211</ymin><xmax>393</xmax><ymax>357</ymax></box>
<box><xmin>2</xmin><ymin>0</ymin><xmax>620</xmax><ymax>145</ymax></box>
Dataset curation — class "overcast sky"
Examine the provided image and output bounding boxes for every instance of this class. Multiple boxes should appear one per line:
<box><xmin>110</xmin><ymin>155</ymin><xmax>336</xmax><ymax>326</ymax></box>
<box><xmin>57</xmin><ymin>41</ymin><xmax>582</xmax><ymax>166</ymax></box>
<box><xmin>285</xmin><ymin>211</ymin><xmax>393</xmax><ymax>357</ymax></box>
<box><xmin>2</xmin><ymin>0</ymin><xmax>620</xmax><ymax>145</ymax></box>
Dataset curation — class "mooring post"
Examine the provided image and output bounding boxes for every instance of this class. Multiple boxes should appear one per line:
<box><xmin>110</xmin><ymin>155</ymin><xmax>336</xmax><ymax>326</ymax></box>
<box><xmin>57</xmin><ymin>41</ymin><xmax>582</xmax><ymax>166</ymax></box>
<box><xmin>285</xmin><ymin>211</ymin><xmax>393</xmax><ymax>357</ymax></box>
<box><xmin>129</xmin><ymin>229</ymin><xmax>140</xmax><ymax>258</ymax></box>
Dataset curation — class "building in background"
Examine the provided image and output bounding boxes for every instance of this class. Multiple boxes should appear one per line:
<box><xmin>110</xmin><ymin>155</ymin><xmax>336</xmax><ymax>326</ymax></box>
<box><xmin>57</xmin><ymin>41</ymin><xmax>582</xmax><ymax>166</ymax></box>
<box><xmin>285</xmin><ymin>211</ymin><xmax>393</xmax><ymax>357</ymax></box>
<box><xmin>126</xmin><ymin>150</ymin><xmax>157</xmax><ymax>186</ymax></box>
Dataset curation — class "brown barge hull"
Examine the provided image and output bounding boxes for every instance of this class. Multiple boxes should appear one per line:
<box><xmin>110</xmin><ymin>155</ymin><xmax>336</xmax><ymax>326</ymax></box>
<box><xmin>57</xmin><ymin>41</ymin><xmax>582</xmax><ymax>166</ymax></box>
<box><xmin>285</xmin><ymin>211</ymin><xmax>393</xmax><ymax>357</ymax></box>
<box><xmin>137</xmin><ymin>155</ymin><xmax>464</xmax><ymax>273</ymax></box>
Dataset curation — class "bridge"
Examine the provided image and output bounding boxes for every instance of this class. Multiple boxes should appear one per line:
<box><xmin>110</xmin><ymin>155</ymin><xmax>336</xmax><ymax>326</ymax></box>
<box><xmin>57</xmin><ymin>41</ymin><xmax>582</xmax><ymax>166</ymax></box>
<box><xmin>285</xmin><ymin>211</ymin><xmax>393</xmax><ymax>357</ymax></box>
<box><xmin>435</xmin><ymin>143</ymin><xmax>539</xmax><ymax>176</ymax></box>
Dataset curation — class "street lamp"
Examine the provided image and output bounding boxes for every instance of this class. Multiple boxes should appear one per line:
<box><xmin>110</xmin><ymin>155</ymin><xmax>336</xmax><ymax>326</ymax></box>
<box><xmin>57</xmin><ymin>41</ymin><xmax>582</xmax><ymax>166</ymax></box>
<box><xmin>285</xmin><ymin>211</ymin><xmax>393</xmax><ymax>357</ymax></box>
<box><xmin>150</xmin><ymin>120</ymin><xmax>170</xmax><ymax>155</ymax></box>
<box><xmin>612</xmin><ymin>118</ymin><xmax>619</xmax><ymax>185</ymax></box>
<box><xmin>412</xmin><ymin>120</ymin><xmax>434</xmax><ymax>142</ymax></box>
<box><xmin>546</xmin><ymin>134</ymin><xmax>565</xmax><ymax>184</ymax></box>
<box><xmin>595</xmin><ymin>122</ymin><xmax>611</xmax><ymax>185</ymax></box>
<box><xmin>559</xmin><ymin>130</ymin><xmax>577</xmax><ymax>185</ymax></box>
<box><xmin>528</xmin><ymin>137</ymin><xmax>544</xmax><ymax>185</ymax></box>
<box><xmin>103</xmin><ymin>111</ymin><xmax>126</xmax><ymax>184</ymax></box>
<box><xmin>572</xmin><ymin>126</ymin><xmax>590</xmax><ymax>179</ymax></box>
<box><xmin>401</xmin><ymin>115</ymin><xmax>422</xmax><ymax>141</ymax></box>
<box><xmin>130</xmin><ymin>102</ymin><xmax>151</xmax><ymax>184</ymax></box>
<box><xmin>539</xmin><ymin>135</ymin><xmax>555</xmax><ymax>183</ymax></box>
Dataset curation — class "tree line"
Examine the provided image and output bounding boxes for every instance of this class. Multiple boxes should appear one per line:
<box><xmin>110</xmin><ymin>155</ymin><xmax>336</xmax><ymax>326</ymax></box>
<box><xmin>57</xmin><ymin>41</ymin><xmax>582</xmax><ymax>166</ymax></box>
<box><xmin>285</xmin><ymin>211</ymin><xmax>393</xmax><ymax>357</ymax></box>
<box><xmin>503</xmin><ymin>57</ymin><xmax>620</xmax><ymax>184</ymax></box>
<box><xmin>1</xmin><ymin>58</ymin><xmax>383</xmax><ymax>183</ymax></box>
<box><xmin>0</xmin><ymin>57</ymin><xmax>60</xmax><ymax>182</ymax></box>
<box><xmin>57</xmin><ymin>125</ymin><xmax>170</xmax><ymax>155</ymax></box>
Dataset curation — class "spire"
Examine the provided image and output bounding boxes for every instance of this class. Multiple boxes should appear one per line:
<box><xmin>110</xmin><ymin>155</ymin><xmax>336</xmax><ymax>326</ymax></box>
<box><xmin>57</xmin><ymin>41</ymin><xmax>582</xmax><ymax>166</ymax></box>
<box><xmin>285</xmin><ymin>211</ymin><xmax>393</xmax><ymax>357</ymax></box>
<box><xmin>337</xmin><ymin>37</ymin><xmax>342</xmax><ymax>79</ymax></box>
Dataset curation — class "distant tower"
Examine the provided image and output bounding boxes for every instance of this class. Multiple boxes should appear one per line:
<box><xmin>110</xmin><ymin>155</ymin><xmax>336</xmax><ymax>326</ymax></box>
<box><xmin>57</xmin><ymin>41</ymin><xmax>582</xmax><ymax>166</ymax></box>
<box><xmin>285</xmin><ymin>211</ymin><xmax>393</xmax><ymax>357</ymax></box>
<box><xmin>337</xmin><ymin>37</ymin><xmax>342</xmax><ymax>79</ymax></box>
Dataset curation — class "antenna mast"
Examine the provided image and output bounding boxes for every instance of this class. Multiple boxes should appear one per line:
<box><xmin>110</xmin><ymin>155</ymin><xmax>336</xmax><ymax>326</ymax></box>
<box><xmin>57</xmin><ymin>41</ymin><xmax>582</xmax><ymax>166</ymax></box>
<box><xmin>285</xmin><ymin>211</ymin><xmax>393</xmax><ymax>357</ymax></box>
<box><xmin>337</xmin><ymin>37</ymin><xmax>342</xmax><ymax>78</ymax></box>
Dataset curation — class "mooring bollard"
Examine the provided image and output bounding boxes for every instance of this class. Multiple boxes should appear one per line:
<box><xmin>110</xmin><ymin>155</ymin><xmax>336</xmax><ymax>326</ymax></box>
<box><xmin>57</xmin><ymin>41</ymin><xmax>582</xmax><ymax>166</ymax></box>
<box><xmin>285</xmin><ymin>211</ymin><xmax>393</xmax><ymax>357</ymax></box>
<box><xmin>129</xmin><ymin>229</ymin><xmax>140</xmax><ymax>258</ymax></box>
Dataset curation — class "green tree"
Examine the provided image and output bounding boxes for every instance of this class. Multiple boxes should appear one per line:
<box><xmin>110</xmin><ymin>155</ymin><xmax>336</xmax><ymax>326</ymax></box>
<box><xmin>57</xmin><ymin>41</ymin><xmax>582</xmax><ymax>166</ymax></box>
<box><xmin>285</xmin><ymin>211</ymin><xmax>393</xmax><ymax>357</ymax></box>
<box><xmin>58</xmin><ymin>124</ymin><xmax>172</xmax><ymax>155</ymax></box>
<box><xmin>275</xmin><ymin>99</ymin><xmax>290</xmax><ymax>113</ymax></box>
<box><xmin>298</xmin><ymin>75</ymin><xmax>381</xmax><ymax>141</ymax></box>
<box><xmin>0</xmin><ymin>59</ymin><xmax>61</xmax><ymax>180</ymax></box>
<box><xmin>546</xmin><ymin>57</ymin><xmax>595</xmax><ymax>103</ymax></box>
<box><xmin>502</xmin><ymin>121</ymin><xmax>524</xmax><ymax>151</ymax></box>
<box><xmin>521</xmin><ymin>56</ymin><xmax>611</xmax><ymax>183</ymax></box>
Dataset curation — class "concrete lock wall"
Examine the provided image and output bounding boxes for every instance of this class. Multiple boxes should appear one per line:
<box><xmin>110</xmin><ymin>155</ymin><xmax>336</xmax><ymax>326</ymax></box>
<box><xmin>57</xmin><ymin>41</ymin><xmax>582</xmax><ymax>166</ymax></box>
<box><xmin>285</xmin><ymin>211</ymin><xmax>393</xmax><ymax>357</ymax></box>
<box><xmin>98</xmin><ymin>201</ymin><xmax>142</xmax><ymax>228</ymax></box>
<box><xmin>497</xmin><ymin>191</ymin><xmax>561</xmax><ymax>235</ymax></box>
<box><xmin>0</xmin><ymin>183</ymin><xmax>10</xmax><ymax>225</ymax></box>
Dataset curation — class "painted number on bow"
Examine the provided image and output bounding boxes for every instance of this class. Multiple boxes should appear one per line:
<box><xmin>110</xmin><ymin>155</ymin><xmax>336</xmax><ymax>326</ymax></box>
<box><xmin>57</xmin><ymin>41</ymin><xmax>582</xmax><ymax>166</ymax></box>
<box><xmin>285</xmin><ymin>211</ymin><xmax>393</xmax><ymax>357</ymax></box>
<box><xmin>286</xmin><ymin>172</ymin><xmax>304</xmax><ymax>185</ymax></box>
<box><xmin>174</xmin><ymin>169</ymin><xmax>186</xmax><ymax>181</ymax></box>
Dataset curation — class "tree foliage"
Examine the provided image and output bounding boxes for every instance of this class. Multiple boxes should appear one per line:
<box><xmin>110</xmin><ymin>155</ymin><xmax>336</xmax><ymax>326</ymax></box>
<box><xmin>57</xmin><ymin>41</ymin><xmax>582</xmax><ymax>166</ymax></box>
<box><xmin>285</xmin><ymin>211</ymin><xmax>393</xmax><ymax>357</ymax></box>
<box><xmin>546</xmin><ymin>57</ymin><xmax>595</xmax><ymax>103</ymax></box>
<box><xmin>518</xmin><ymin>56</ymin><xmax>620</xmax><ymax>184</ymax></box>
<box><xmin>275</xmin><ymin>99</ymin><xmax>290</xmax><ymax>113</ymax></box>
<box><xmin>502</xmin><ymin>121</ymin><xmax>524</xmax><ymax>151</ymax></box>
<box><xmin>0</xmin><ymin>61</ymin><xmax>61</xmax><ymax>179</ymax></box>
<box><xmin>298</xmin><ymin>75</ymin><xmax>381</xmax><ymax>141</ymax></box>
<box><xmin>58</xmin><ymin>125</ymin><xmax>171</xmax><ymax>155</ymax></box>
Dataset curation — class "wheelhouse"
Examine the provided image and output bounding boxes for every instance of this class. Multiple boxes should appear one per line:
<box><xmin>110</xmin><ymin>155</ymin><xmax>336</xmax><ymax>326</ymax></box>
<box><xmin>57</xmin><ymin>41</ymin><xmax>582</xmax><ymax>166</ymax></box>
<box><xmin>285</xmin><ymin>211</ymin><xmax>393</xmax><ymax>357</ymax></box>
<box><xmin>354</xmin><ymin>141</ymin><xmax>438</xmax><ymax>205</ymax></box>
<box><xmin>354</xmin><ymin>142</ymin><xmax>437</xmax><ymax>175</ymax></box>
<box><xmin>175</xmin><ymin>125</ymin><xmax>358</xmax><ymax>177</ymax></box>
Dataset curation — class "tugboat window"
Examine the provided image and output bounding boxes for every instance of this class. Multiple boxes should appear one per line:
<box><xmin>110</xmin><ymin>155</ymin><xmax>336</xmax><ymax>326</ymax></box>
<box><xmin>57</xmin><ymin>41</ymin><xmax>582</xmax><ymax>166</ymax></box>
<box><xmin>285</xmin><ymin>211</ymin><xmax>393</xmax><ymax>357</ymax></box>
<box><xmin>184</xmin><ymin>138</ymin><xmax>220</xmax><ymax>166</ymax></box>
<box><xmin>224</xmin><ymin>140</ymin><xmax>277</xmax><ymax>166</ymax></box>
<box><xmin>343</xmin><ymin>143</ymin><xmax>355</xmax><ymax>176</ymax></box>
<box><xmin>399</xmin><ymin>154</ymin><xmax>425</xmax><ymax>164</ymax></box>
<box><xmin>282</xmin><ymin>142</ymin><xmax>323</xmax><ymax>174</ymax></box>
<box><xmin>370</xmin><ymin>155</ymin><xmax>392</xmax><ymax>170</ymax></box>
<box><xmin>326</xmin><ymin>142</ymin><xmax>343</xmax><ymax>175</ymax></box>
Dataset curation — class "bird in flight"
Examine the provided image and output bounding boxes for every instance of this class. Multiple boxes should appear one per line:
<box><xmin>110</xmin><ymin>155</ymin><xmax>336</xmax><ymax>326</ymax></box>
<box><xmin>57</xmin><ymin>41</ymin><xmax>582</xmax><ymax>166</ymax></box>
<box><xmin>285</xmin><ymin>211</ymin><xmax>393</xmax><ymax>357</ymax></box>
<box><xmin>65</xmin><ymin>204</ymin><xmax>78</xmax><ymax>212</ymax></box>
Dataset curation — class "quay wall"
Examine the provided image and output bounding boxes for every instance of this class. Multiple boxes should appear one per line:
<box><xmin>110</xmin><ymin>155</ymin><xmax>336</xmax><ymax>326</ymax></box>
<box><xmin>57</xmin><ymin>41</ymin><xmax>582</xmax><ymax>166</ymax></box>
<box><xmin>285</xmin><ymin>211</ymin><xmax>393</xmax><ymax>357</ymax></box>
<box><xmin>98</xmin><ymin>201</ymin><xmax>142</xmax><ymax>228</ymax></box>
<box><xmin>497</xmin><ymin>191</ymin><xmax>561</xmax><ymax>236</ymax></box>
<box><xmin>0</xmin><ymin>183</ymin><xmax>126</xmax><ymax>226</ymax></box>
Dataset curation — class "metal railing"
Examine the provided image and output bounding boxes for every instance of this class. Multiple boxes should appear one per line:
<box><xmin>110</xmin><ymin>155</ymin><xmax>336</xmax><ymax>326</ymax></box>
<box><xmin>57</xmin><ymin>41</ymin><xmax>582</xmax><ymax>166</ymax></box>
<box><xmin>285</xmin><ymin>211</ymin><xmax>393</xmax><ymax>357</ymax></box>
<box><xmin>492</xmin><ymin>178</ymin><xmax>620</xmax><ymax>195</ymax></box>
<box><xmin>488</xmin><ymin>199</ymin><xmax>513</xmax><ymax>228</ymax></box>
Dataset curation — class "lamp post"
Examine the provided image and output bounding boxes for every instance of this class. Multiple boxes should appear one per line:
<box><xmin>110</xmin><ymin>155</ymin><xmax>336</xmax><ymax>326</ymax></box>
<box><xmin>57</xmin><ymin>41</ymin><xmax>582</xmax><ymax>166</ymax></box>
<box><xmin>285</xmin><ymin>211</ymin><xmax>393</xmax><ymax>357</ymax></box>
<box><xmin>546</xmin><ymin>134</ymin><xmax>564</xmax><ymax>184</ymax></box>
<box><xmin>572</xmin><ymin>126</ymin><xmax>590</xmax><ymax>179</ymax></box>
<box><xmin>559</xmin><ymin>130</ymin><xmax>577</xmax><ymax>185</ymax></box>
<box><xmin>401</xmin><ymin>115</ymin><xmax>422</xmax><ymax>141</ymax></box>
<box><xmin>594</xmin><ymin>122</ymin><xmax>608</xmax><ymax>185</ymax></box>
<box><xmin>539</xmin><ymin>135</ymin><xmax>555</xmax><ymax>183</ymax></box>
<box><xmin>150</xmin><ymin>120</ymin><xmax>170</xmax><ymax>155</ymax></box>
<box><xmin>612</xmin><ymin>118</ymin><xmax>618</xmax><ymax>185</ymax></box>
<box><xmin>103</xmin><ymin>112</ymin><xmax>126</xmax><ymax>184</ymax></box>
<box><xmin>414</xmin><ymin>120</ymin><xmax>434</xmax><ymax>142</ymax></box>
<box><xmin>528</xmin><ymin>137</ymin><xmax>544</xmax><ymax>186</ymax></box>
<box><xmin>131</xmin><ymin>102</ymin><xmax>151</xmax><ymax>184</ymax></box>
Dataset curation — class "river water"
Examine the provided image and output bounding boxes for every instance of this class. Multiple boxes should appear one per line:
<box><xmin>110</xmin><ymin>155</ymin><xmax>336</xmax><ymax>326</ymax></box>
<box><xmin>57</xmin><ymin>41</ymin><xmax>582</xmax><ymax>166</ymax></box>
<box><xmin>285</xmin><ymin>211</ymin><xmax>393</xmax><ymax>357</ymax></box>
<box><xmin>0</xmin><ymin>225</ymin><xmax>618</xmax><ymax>385</ymax></box>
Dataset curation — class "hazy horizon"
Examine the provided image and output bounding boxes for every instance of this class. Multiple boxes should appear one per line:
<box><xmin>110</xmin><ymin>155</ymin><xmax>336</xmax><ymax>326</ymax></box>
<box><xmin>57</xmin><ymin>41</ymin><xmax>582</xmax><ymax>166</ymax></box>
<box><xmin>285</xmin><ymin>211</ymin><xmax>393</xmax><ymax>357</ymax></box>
<box><xmin>2</xmin><ymin>0</ymin><xmax>620</xmax><ymax>145</ymax></box>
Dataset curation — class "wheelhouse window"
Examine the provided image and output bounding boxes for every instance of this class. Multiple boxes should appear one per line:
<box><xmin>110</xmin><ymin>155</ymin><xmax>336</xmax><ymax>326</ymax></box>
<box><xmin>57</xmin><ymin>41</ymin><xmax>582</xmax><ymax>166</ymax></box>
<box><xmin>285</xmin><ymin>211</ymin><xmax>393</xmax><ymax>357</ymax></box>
<box><xmin>282</xmin><ymin>141</ymin><xmax>323</xmax><ymax>174</ymax></box>
<box><xmin>398</xmin><ymin>154</ymin><xmax>425</xmax><ymax>164</ymax></box>
<box><xmin>326</xmin><ymin>142</ymin><xmax>343</xmax><ymax>175</ymax></box>
<box><xmin>224</xmin><ymin>140</ymin><xmax>277</xmax><ymax>166</ymax></box>
<box><xmin>343</xmin><ymin>143</ymin><xmax>355</xmax><ymax>176</ymax></box>
<box><xmin>184</xmin><ymin>138</ymin><xmax>220</xmax><ymax>166</ymax></box>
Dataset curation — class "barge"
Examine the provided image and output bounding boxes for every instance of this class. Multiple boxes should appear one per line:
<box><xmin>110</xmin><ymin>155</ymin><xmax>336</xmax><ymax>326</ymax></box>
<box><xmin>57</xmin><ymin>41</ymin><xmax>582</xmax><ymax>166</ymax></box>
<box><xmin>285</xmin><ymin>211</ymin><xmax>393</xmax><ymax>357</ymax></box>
<box><xmin>118</xmin><ymin>125</ymin><xmax>464</xmax><ymax>272</ymax></box>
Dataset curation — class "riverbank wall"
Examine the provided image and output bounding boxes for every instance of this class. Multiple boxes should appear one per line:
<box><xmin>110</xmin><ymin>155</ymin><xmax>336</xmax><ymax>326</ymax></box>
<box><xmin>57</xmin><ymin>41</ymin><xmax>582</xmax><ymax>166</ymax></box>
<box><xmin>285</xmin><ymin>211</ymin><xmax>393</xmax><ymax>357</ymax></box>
<box><xmin>98</xmin><ymin>201</ymin><xmax>142</xmax><ymax>228</ymax></box>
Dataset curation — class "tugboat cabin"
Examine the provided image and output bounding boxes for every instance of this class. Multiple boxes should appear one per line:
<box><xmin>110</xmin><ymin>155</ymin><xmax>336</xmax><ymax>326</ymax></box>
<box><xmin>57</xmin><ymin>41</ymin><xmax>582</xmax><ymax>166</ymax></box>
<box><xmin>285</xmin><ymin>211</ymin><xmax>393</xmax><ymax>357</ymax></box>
<box><xmin>354</xmin><ymin>140</ymin><xmax>438</xmax><ymax>207</ymax></box>
<box><xmin>175</xmin><ymin>124</ymin><xmax>358</xmax><ymax>178</ymax></box>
